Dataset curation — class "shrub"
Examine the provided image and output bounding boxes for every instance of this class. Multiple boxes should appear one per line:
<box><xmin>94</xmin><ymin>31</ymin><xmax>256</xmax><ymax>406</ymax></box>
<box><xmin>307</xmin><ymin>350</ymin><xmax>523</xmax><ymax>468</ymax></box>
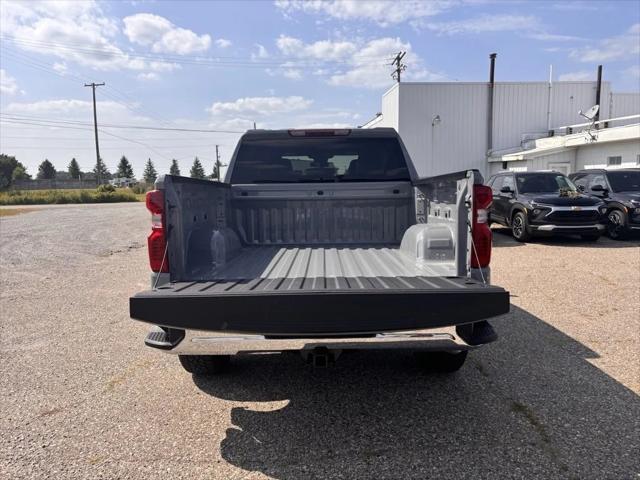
<box><xmin>0</xmin><ymin>188</ymin><xmax>139</xmax><ymax>205</ymax></box>
<box><xmin>97</xmin><ymin>184</ymin><xmax>116</xmax><ymax>193</ymax></box>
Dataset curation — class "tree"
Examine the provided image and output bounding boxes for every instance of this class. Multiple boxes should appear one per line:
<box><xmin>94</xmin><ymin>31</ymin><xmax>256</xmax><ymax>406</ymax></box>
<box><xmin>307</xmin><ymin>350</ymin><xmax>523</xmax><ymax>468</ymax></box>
<box><xmin>93</xmin><ymin>156</ymin><xmax>110</xmax><ymax>181</ymax></box>
<box><xmin>116</xmin><ymin>155</ymin><xmax>134</xmax><ymax>179</ymax></box>
<box><xmin>211</xmin><ymin>158</ymin><xmax>222</xmax><ymax>181</ymax></box>
<box><xmin>169</xmin><ymin>159</ymin><xmax>180</xmax><ymax>176</ymax></box>
<box><xmin>37</xmin><ymin>159</ymin><xmax>56</xmax><ymax>179</ymax></box>
<box><xmin>0</xmin><ymin>154</ymin><xmax>24</xmax><ymax>189</ymax></box>
<box><xmin>68</xmin><ymin>158</ymin><xmax>81</xmax><ymax>179</ymax></box>
<box><xmin>190</xmin><ymin>156</ymin><xmax>206</xmax><ymax>179</ymax></box>
<box><xmin>12</xmin><ymin>164</ymin><xmax>31</xmax><ymax>181</ymax></box>
<box><xmin>143</xmin><ymin>158</ymin><xmax>158</xmax><ymax>184</ymax></box>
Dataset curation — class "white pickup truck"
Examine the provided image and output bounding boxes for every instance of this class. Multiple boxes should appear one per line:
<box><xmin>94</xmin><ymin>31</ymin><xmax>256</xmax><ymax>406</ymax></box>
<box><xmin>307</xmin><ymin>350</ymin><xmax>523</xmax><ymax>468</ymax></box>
<box><xmin>130</xmin><ymin>128</ymin><xmax>509</xmax><ymax>374</ymax></box>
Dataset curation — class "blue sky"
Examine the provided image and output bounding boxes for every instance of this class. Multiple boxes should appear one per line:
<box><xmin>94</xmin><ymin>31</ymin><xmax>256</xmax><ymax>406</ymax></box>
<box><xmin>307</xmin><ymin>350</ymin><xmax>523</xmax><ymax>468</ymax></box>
<box><xmin>1</xmin><ymin>0</ymin><xmax>639</xmax><ymax>178</ymax></box>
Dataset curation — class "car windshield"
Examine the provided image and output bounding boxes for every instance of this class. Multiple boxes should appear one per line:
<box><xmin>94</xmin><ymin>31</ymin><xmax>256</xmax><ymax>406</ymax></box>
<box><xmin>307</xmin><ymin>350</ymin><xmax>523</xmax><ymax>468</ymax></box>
<box><xmin>516</xmin><ymin>173</ymin><xmax>577</xmax><ymax>193</ymax></box>
<box><xmin>230</xmin><ymin>136</ymin><xmax>410</xmax><ymax>183</ymax></box>
<box><xmin>607</xmin><ymin>171</ymin><xmax>640</xmax><ymax>192</ymax></box>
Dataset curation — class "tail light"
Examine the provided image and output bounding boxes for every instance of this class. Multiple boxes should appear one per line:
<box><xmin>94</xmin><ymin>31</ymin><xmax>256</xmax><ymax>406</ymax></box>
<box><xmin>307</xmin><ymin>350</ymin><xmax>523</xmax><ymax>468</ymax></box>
<box><xmin>146</xmin><ymin>190</ymin><xmax>169</xmax><ymax>273</ymax></box>
<box><xmin>471</xmin><ymin>184</ymin><xmax>492</xmax><ymax>268</ymax></box>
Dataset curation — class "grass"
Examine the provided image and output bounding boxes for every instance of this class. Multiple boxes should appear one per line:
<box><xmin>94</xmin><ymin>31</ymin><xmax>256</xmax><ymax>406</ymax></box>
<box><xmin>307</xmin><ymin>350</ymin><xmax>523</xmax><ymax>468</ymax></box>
<box><xmin>0</xmin><ymin>188</ymin><xmax>141</xmax><ymax>205</ymax></box>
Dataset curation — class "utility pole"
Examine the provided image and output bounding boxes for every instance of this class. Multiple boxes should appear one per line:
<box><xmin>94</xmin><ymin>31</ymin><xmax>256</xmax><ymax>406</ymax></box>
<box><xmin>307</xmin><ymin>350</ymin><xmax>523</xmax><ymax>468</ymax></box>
<box><xmin>213</xmin><ymin>145</ymin><xmax>227</xmax><ymax>181</ymax></box>
<box><xmin>390</xmin><ymin>51</ymin><xmax>406</xmax><ymax>83</ymax></box>
<box><xmin>84</xmin><ymin>82</ymin><xmax>105</xmax><ymax>182</ymax></box>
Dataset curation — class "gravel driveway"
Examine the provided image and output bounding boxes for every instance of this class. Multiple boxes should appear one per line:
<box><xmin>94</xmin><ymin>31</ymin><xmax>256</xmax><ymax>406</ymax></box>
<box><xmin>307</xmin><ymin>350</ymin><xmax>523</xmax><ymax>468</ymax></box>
<box><xmin>1</xmin><ymin>203</ymin><xmax>638</xmax><ymax>479</ymax></box>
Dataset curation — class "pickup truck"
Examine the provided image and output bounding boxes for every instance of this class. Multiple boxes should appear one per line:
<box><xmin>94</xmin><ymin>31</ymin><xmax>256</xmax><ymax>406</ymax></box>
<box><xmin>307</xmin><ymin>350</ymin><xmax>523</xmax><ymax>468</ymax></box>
<box><xmin>130</xmin><ymin>128</ymin><xmax>510</xmax><ymax>374</ymax></box>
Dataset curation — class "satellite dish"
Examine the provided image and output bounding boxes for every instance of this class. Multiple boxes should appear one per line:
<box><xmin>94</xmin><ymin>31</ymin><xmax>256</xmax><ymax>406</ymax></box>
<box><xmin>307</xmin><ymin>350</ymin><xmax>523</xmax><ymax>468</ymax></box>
<box><xmin>579</xmin><ymin>104</ymin><xmax>599</xmax><ymax>120</ymax></box>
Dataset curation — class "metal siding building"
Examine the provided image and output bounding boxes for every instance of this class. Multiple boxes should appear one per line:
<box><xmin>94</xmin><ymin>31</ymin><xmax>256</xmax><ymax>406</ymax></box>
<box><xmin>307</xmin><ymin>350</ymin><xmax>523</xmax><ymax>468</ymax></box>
<box><xmin>364</xmin><ymin>81</ymin><xmax>637</xmax><ymax>179</ymax></box>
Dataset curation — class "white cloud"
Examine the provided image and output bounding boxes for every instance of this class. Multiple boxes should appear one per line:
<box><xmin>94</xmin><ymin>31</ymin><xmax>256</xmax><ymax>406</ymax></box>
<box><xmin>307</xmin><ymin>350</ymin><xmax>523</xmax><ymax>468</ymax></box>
<box><xmin>123</xmin><ymin>13</ymin><xmax>211</xmax><ymax>54</ymax></box>
<box><xmin>276</xmin><ymin>35</ymin><xmax>357</xmax><ymax>61</ymax></box>
<box><xmin>427</xmin><ymin>14</ymin><xmax>538</xmax><ymax>35</ymax></box>
<box><xmin>137</xmin><ymin>72</ymin><xmax>159</xmax><ymax>81</ymax></box>
<box><xmin>558</xmin><ymin>71</ymin><xmax>593</xmax><ymax>81</ymax></box>
<box><xmin>275</xmin><ymin>0</ymin><xmax>452</xmax><ymax>27</ymax></box>
<box><xmin>215</xmin><ymin>38</ymin><xmax>232</xmax><ymax>49</ymax></box>
<box><xmin>272</xmin><ymin>36</ymin><xmax>442</xmax><ymax>89</ymax></box>
<box><xmin>570</xmin><ymin>24</ymin><xmax>640</xmax><ymax>62</ymax></box>
<box><xmin>0</xmin><ymin>1</ymin><xmax>174</xmax><ymax>73</ymax></box>
<box><xmin>0</xmin><ymin>69</ymin><xmax>21</xmax><ymax>95</ymax></box>
<box><xmin>208</xmin><ymin>96</ymin><xmax>313</xmax><ymax>116</ymax></box>
<box><xmin>52</xmin><ymin>62</ymin><xmax>68</xmax><ymax>74</ymax></box>
<box><xmin>252</xmin><ymin>44</ymin><xmax>270</xmax><ymax>60</ymax></box>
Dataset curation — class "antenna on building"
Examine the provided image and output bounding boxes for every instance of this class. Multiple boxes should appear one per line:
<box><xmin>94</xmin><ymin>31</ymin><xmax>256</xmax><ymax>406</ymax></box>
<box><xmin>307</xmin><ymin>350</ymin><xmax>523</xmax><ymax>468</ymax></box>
<box><xmin>578</xmin><ymin>104</ymin><xmax>599</xmax><ymax>141</ymax></box>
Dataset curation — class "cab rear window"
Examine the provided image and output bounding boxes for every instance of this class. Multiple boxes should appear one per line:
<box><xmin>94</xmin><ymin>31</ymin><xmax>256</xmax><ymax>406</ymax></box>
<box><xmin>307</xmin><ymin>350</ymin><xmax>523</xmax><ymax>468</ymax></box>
<box><xmin>230</xmin><ymin>137</ymin><xmax>410</xmax><ymax>183</ymax></box>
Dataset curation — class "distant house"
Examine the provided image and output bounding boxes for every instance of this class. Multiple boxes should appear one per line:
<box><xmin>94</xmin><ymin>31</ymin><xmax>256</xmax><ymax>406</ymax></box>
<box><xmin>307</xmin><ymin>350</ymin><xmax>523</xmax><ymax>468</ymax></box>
<box><xmin>109</xmin><ymin>177</ymin><xmax>138</xmax><ymax>187</ymax></box>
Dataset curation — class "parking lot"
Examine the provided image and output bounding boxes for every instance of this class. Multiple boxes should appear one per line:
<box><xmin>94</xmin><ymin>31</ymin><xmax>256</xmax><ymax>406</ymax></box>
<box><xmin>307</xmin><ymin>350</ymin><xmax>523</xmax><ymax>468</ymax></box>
<box><xmin>1</xmin><ymin>203</ymin><xmax>638</xmax><ymax>479</ymax></box>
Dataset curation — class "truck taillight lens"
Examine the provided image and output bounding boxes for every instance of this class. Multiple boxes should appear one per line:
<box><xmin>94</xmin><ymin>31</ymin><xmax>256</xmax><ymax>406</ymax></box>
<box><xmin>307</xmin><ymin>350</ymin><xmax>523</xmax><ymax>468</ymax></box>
<box><xmin>471</xmin><ymin>184</ymin><xmax>492</xmax><ymax>269</ymax></box>
<box><xmin>145</xmin><ymin>190</ymin><xmax>169</xmax><ymax>273</ymax></box>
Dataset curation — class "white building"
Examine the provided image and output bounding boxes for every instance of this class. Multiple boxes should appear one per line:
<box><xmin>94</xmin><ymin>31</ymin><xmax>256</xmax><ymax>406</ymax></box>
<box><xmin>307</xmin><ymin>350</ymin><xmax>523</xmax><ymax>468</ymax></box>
<box><xmin>363</xmin><ymin>81</ymin><xmax>640</xmax><ymax>179</ymax></box>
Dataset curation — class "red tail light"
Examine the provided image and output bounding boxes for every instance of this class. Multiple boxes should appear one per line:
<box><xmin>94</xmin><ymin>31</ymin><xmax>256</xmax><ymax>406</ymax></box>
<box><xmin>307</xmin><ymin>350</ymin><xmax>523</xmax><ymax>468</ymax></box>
<box><xmin>145</xmin><ymin>190</ymin><xmax>169</xmax><ymax>273</ymax></box>
<box><xmin>471</xmin><ymin>184</ymin><xmax>492</xmax><ymax>268</ymax></box>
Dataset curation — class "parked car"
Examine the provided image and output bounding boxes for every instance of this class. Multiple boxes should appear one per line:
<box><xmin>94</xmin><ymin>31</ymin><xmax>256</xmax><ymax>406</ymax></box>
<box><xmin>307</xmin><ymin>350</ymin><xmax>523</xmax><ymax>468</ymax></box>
<box><xmin>569</xmin><ymin>169</ymin><xmax>640</xmax><ymax>240</ymax></box>
<box><xmin>129</xmin><ymin>128</ymin><xmax>510</xmax><ymax>375</ymax></box>
<box><xmin>486</xmin><ymin>171</ymin><xmax>607</xmax><ymax>242</ymax></box>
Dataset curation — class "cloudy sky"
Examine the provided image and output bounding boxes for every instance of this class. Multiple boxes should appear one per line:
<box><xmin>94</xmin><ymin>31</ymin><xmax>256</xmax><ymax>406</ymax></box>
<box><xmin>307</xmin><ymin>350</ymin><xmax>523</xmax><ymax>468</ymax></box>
<box><xmin>1</xmin><ymin>0</ymin><xmax>638</xmax><ymax>178</ymax></box>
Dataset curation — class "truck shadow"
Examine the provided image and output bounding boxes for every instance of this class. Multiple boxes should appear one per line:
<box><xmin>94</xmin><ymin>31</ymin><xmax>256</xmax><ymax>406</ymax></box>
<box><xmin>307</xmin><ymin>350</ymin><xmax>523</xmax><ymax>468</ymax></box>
<box><xmin>491</xmin><ymin>225</ymin><xmax>640</xmax><ymax>248</ymax></box>
<box><xmin>193</xmin><ymin>306</ymin><xmax>639</xmax><ymax>479</ymax></box>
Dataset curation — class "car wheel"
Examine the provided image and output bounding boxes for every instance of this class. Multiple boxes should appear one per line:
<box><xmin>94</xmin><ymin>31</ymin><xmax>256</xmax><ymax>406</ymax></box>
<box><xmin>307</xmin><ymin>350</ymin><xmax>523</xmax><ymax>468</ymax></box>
<box><xmin>416</xmin><ymin>351</ymin><xmax>468</xmax><ymax>373</ymax></box>
<box><xmin>580</xmin><ymin>234</ymin><xmax>600</xmax><ymax>241</ymax></box>
<box><xmin>607</xmin><ymin>209</ymin><xmax>628</xmax><ymax>240</ymax></box>
<box><xmin>511</xmin><ymin>211</ymin><xmax>531</xmax><ymax>242</ymax></box>
<box><xmin>178</xmin><ymin>355</ymin><xmax>230</xmax><ymax>375</ymax></box>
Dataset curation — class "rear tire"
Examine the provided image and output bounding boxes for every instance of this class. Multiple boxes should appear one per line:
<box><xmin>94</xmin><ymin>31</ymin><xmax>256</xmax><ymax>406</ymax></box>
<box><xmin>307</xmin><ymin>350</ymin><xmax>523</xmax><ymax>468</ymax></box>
<box><xmin>580</xmin><ymin>234</ymin><xmax>600</xmax><ymax>241</ymax></box>
<box><xmin>178</xmin><ymin>355</ymin><xmax>230</xmax><ymax>375</ymax></box>
<box><xmin>511</xmin><ymin>212</ymin><xmax>531</xmax><ymax>242</ymax></box>
<box><xmin>417</xmin><ymin>350</ymin><xmax>468</xmax><ymax>373</ymax></box>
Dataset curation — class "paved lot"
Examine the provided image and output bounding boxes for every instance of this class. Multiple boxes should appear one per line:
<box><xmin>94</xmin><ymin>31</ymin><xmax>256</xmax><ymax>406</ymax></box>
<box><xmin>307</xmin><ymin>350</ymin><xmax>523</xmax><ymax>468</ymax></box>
<box><xmin>1</xmin><ymin>203</ymin><xmax>639</xmax><ymax>479</ymax></box>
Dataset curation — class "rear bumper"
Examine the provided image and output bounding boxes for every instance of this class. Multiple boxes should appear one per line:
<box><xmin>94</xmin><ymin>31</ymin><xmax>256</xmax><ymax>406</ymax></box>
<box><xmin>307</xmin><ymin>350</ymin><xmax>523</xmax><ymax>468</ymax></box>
<box><xmin>145</xmin><ymin>326</ymin><xmax>486</xmax><ymax>355</ymax></box>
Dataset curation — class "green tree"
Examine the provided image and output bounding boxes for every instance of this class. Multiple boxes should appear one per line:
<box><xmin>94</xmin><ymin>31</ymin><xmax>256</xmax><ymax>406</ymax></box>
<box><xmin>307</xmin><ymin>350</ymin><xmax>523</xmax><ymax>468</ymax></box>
<box><xmin>143</xmin><ymin>158</ymin><xmax>158</xmax><ymax>184</ymax></box>
<box><xmin>0</xmin><ymin>154</ymin><xmax>24</xmax><ymax>189</ymax></box>
<box><xmin>11</xmin><ymin>164</ymin><xmax>31</xmax><ymax>181</ymax></box>
<box><xmin>116</xmin><ymin>155</ymin><xmax>134</xmax><ymax>179</ymax></box>
<box><xmin>169</xmin><ymin>158</ymin><xmax>181</xmax><ymax>176</ymax></box>
<box><xmin>68</xmin><ymin>158</ymin><xmax>81</xmax><ymax>179</ymax></box>
<box><xmin>211</xmin><ymin>158</ymin><xmax>223</xmax><ymax>181</ymax></box>
<box><xmin>190</xmin><ymin>156</ymin><xmax>206</xmax><ymax>179</ymax></box>
<box><xmin>37</xmin><ymin>159</ymin><xmax>56</xmax><ymax>179</ymax></box>
<box><xmin>93</xmin><ymin>156</ymin><xmax>110</xmax><ymax>181</ymax></box>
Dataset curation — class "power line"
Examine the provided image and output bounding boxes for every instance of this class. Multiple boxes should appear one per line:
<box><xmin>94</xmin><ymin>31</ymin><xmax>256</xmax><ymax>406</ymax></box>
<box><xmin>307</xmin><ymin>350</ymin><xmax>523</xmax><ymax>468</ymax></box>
<box><xmin>0</xmin><ymin>114</ymin><xmax>244</xmax><ymax>133</ymax></box>
<box><xmin>1</xmin><ymin>35</ymin><xmax>392</xmax><ymax>68</ymax></box>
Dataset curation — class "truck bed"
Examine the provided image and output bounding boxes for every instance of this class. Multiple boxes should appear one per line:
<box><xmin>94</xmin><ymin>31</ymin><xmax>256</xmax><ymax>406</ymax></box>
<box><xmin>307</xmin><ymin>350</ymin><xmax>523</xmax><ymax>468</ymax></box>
<box><xmin>130</xmin><ymin>246</ymin><xmax>509</xmax><ymax>335</ymax></box>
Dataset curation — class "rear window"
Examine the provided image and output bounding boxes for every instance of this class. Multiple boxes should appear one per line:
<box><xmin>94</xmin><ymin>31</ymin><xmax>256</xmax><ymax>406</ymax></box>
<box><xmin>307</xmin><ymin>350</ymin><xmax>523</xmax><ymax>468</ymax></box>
<box><xmin>230</xmin><ymin>137</ymin><xmax>410</xmax><ymax>183</ymax></box>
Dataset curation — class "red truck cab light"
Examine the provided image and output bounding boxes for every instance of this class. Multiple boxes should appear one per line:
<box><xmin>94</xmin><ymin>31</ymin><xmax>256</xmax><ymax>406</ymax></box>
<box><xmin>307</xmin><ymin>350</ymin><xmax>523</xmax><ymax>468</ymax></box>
<box><xmin>471</xmin><ymin>184</ymin><xmax>492</xmax><ymax>269</ymax></box>
<box><xmin>145</xmin><ymin>190</ymin><xmax>169</xmax><ymax>273</ymax></box>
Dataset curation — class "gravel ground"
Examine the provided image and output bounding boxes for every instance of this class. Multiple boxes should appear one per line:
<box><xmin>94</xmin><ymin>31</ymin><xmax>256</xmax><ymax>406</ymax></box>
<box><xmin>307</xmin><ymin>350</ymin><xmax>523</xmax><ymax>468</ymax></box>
<box><xmin>0</xmin><ymin>203</ymin><xmax>638</xmax><ymax>479</ymax></box>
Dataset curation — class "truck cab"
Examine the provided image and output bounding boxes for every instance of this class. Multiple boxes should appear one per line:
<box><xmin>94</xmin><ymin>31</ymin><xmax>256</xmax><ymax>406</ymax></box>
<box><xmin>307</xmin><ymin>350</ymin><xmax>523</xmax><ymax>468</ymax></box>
<box><xmin>130</xmin><ymin>128</ymin><xmax>510</xmax><ymax>374</ymax></box>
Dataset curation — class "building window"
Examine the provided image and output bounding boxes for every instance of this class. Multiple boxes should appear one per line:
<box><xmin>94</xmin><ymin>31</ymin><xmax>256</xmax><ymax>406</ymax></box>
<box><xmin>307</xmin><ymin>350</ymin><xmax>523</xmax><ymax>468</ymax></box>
<box><xmin>607</xmin><ymin>156</ymin><xmax>622</xmax><ymax>166</ymax></box>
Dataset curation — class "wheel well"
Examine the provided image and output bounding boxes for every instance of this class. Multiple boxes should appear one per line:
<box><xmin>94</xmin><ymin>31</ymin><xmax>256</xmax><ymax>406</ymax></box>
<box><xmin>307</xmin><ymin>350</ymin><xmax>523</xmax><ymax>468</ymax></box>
<box><xmin>509</xmin><ymin>207</ymin><xmax>526</xmax><ymax>226</ymax></box>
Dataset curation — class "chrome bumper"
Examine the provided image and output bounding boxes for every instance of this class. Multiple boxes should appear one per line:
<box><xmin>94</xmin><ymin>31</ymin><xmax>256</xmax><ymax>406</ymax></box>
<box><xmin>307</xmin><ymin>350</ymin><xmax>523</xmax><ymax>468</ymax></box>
<box><xmin>533</xmin><ymin>223</ymin><xmax>605</xmax><ymax>232</ymax></box>
<box><xmin>151</xmin><ymin>327</ymin><xmax>477</xmax><ymax>355</ymax></box>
